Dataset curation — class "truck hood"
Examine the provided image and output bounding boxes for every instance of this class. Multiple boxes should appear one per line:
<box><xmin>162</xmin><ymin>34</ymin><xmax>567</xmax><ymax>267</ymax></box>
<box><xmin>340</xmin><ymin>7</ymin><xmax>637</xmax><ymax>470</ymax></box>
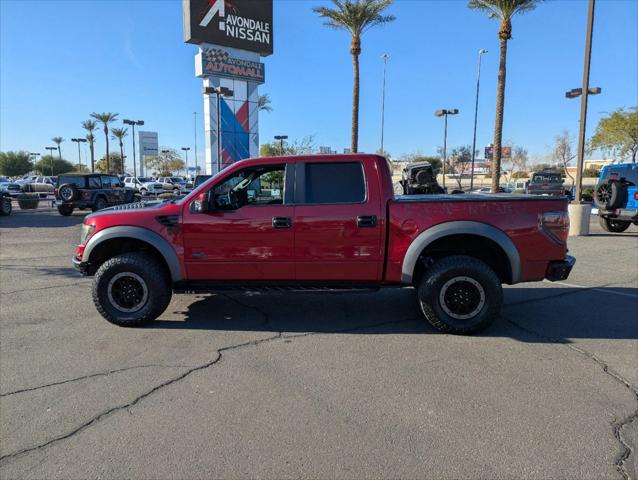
<box><xmin>87</xmin><ymin>200</ymin><xmax>177</xmax><ymax>220</ymax></box>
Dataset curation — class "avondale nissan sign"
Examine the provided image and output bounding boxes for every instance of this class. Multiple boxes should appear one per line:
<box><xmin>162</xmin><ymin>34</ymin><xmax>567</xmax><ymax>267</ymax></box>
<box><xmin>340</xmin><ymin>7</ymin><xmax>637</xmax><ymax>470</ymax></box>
<box><xmin>183</xmin><ymin>0</ymin><xmax>273</xmax><ymax>56</ymax></box>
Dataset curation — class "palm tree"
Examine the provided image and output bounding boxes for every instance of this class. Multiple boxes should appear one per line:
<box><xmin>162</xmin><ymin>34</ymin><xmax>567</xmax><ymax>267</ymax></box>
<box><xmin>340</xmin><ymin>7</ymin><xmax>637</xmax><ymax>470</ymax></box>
<box><xmin>90</xmin><ymin>112</ymin><xmax>119</xmax><ymax>173</ymax></box>
<box><xmin>314</xmin><ymin>0</ymin><xmax>395</xmax><ymax>153</ymax></box>
<box><xmin>51</xmin><ymin>137</ymin><xmax>64</xmax><ymax>159</ymax></box>
<box><xmin>82</xmin><ymin>120</ymin><xmax>98</xmax><ymax>172</ymax></box>
<box><xmin>111</xmin><ymin>127</ymin><xmax>128</xmax><ymax>175</ymax></box>
<box><xmin>257</xmin><ymin>93</ymin><xmax>273</xmax><ymax>113</ymax></box>
<box><xmin>468</xmin><ymin>0</ymin><xmax>540</xmax><ymax>192</ymax></box>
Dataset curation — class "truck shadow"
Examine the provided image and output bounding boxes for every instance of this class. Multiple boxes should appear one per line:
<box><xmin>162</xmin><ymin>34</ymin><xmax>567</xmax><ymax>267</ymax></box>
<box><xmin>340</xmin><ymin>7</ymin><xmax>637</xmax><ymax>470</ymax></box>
<box><xmin>152</xmin><ymin>286</ymin><xmax>638</xmax><ymax>342</ymax></box>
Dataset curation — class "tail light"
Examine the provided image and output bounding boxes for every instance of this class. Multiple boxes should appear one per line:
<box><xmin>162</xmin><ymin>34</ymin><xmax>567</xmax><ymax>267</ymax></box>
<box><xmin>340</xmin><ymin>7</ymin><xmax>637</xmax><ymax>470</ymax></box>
<box><xmin>540</xmin><ymin>211</ymin><xmax>569</xmax><ymax>244</ymax></box>
<box><xmin>54</xmin><ymin>188</ymin><xmax>58</xmax><ymax>196</ymax></box>
<box><xmin>634</xmin><ymin>191</ymin><xmax>638</xmax><ymax>201</ymax></box>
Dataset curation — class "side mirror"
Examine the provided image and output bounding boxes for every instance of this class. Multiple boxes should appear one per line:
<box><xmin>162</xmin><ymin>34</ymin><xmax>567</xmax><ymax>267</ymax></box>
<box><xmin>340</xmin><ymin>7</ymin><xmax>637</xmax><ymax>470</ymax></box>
<box><xmin>189</xmin><ymin>192</ymin><xmax>210</xmax><ymax>214</ymax></box>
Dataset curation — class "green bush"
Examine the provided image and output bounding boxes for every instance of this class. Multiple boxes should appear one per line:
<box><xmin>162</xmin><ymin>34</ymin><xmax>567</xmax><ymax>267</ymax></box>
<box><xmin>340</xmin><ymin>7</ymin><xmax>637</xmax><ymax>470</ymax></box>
<box><xmin>17</xmin><ymin>193</ymin><xmax>39</xmax><ymax>210</ymax></box>
<box><xmin>582</xmin><ymin>168</ymin><xmax>600</xmax><ymax>177</ymax></box>
<box><xmin>0</xmin><ymin>151</ymin><xmax>33</xmax><ymax>176</ymax></box>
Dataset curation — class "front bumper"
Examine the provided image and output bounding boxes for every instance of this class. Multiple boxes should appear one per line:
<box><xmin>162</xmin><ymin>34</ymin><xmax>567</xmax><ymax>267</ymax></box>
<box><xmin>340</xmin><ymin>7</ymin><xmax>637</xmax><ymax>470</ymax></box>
<box><xmin>72</xmin><ymin>256</ymin><xmax>89</xmax><ymax>275</ymax></box>
<box><xmin>545</xmin><ymin>255</ymin><xmax>576</xmax><ymax>281</ymax></box>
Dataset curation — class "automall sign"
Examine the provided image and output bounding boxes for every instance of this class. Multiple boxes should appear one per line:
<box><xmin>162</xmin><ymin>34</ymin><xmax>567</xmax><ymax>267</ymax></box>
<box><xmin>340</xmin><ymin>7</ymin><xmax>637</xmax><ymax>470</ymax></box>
<box><xmin>183</xmin><ymin>0</ymin><xmax>273</xmax><ymax>56</ymax></box>
<box><xmin>139</xmin><ymin>131</ymin><xmax>158</xmax><ymax>157</ymax></box>
<box><xmin>197</xmin><ymin>48</ymin><xmax>265</xmax><ymax>83</ymax></box>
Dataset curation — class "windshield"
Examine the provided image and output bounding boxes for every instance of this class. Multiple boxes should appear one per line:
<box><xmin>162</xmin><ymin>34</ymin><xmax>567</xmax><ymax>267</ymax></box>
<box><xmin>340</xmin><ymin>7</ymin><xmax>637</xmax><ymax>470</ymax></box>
<box><xmin>170</xmin><ymin>177</ymin><xmax>182</xmax><ymax>183</ymax></box>
<box><xmin>57</xmin><ymin>176</ymin><xmax>86</xmax><ymax>187</ymax></box>
<box><xmin>532</xmin><ymin>174</ymin><xmax>561</xmax><ymax>183</ymax></box>
<box><xmin>137</xmin><ymin>177</ymin><xmax>150</xmax><ymax>182</ymax></box>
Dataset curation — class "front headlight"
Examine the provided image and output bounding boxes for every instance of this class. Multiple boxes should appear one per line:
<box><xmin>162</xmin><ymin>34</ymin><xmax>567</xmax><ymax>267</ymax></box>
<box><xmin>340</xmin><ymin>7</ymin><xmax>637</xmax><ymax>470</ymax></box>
<box><xmin>80</xmin><ymin>223</ymin><xmax>96</xmax><ymax>245</ymax></box>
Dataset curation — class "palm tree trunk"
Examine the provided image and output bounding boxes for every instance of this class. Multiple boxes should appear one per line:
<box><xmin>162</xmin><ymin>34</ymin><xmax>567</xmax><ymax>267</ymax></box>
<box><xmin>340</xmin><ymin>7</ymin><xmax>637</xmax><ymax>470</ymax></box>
<box><xmin>90</xmin><ymin>143</ymin><xmax>95</xmax><ymax>173</ymax></box>
<box><xmin>120</xmin><ymin>142</ymin><xmax>124</xmax><ymax>174</ymax></box>
<box><xmin>57</xmin><ymin>146</ymin><xmax>61</xmax><ymax>160</ymax></box>
<box><xmin>351</xmin><ymin>51</ymin><xmax>360</xmax><ymax>154</ymax></box>
<box><xmin>492</xmin><ymin>38</ymin><xmax>508</xmax><ymax>193</ymax></box>
<box><xmin>104</xmin><ymin>126</ymin><xmax>110</xmax><ymax>173</ymax></box>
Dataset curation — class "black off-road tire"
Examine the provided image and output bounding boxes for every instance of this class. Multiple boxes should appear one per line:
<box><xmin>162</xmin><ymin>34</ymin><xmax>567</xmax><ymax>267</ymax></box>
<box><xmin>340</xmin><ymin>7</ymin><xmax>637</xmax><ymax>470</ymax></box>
<box><xmin>92</xmin><ymin>196</ymin><xmax>107</xmax><ymax>212</ymax></box>
<box><xmin>0</xmin><ymin>197</ymin><xmax>12</xmax><ymax>216</ymax></box>
<box><xmin>92</xmin><ymin>252</ymin><xmax>172</xmax><ymax>327</ymax></box>
<box><xmin>57</xmin><ymin>205</ymin><xmax>73</xmax><ymax>216</ymax></box>
<box><xmin>599</xmin><ymin>216</ymin><xmax>631</xmax><ymax>233</ymax></box>
<box><xmin>417</xmin><ymin>255</ymin><xmax>503</xmax><ymax>335</ymax></box>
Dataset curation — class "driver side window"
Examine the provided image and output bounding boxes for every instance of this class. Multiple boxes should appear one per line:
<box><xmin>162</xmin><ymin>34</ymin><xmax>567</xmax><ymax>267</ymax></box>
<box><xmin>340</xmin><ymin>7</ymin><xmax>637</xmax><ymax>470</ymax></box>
<box><xmin>213</xmin><ymin>165</ymin><xmax>285</xmax><ymax>210</ymax></box>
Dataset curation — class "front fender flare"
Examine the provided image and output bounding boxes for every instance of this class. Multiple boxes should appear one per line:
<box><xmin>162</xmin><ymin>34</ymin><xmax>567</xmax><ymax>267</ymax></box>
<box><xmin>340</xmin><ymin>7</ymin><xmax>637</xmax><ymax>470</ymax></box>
<box><xmin>83</xmin><ymin>226</ymin><xmax>183</xmax><ymax>282</ymax></box>
<box><xmin>401</xmin><ymin>221</ymin><xmax>521</xmax><ymax>285</ymax></box>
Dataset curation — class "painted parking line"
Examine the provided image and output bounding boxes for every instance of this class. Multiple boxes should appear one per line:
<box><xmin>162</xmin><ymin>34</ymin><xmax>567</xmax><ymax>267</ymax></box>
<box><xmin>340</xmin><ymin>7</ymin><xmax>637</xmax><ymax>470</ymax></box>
<box><xmin>552</xmin><ymin>281</ymin><xmax>638</xmax><ymax>299</ymax></box>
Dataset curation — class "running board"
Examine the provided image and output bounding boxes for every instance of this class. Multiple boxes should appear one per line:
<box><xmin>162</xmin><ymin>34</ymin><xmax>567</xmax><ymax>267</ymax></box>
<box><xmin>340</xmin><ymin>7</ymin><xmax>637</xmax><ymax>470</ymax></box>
<box><xmin>173</xmin><ymin>281</ymin><xmax>381</xmax><ymax>294</ymax></box>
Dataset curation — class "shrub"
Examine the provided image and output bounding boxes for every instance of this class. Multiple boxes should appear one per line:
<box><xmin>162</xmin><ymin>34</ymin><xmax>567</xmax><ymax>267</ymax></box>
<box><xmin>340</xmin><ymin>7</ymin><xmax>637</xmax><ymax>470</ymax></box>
<box><xmin>582</xmin><ymin>168</ymin><xmax>600</xmax><ymax>177</ymax></box>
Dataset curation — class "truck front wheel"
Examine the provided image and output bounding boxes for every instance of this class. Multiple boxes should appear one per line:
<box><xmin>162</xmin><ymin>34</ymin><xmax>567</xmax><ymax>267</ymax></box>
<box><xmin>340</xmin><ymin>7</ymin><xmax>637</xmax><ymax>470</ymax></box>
<box><xmin>417</xmin><ymin>255</ymin><xmax>502</xmax><ymax>334</ymax></box>
<box><xmin>92</xmin><ymin>252</ymin><xmax>172</xmax><ymax>327</ymax></box>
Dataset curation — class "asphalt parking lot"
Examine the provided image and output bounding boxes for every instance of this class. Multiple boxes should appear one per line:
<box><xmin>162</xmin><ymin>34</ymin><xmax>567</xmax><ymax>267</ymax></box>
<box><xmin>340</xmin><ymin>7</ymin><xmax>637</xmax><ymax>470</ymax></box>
<box><xmin>1</xmin><ymin>210</ymin><xmax>636</xmax><ymax>479</ymax></box>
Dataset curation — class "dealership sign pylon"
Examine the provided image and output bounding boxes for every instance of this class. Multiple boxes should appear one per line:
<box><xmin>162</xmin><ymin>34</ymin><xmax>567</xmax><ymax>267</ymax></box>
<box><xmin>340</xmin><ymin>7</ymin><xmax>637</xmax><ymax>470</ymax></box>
<box><xmin>183</xmin><ymin>0</ymin><xmax>273</xmax><ymax>175</ymax></box>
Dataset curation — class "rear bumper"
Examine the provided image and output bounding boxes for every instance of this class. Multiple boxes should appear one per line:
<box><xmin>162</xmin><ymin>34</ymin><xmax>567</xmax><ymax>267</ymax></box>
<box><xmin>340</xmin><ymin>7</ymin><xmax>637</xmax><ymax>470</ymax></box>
<box><xmin>545</xmin><ymin>255</ymin><xmax>576</xmax><ymax>282</ymax></box>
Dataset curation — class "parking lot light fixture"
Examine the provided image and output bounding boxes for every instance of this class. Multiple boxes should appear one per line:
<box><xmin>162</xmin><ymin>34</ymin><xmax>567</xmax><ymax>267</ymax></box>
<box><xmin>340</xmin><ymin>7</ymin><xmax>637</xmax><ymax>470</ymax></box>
<box><xmin>181</xmin><ymin>147</ymin><xmax>191</xmax><ymax>177</ymax></box>
<box><xmin>45</xmin><ymin>147</ymin><xmax>57</xmax><ymax>175</ymax></box>
<box><xmin>434</xmin><ymin>109</ymin><xmax>459</xmax><ymax>189</ymax></box>
<box><xmin>274</xmin><ymin>135</ymin><xmax>288</xmax><ymax>155</ymax></box>
<box><xmin>123</xmin><ymin>119</ymin><xmax>144</xmax><ymax>179</ymax></box>
<box><xmin>471</xmin><ymin>49</ymin><xmax>488</xmax><ymax>191</ymax></box>
<box><xmin>71</xmin><ymin>138</ymin><xmax>87</xmax><ymax>169</ymax></box>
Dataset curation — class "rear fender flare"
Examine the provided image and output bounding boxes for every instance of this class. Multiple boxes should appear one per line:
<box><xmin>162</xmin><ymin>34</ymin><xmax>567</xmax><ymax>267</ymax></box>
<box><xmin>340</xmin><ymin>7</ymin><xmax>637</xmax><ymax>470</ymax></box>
<box><xmin>83</xmin><ymin>226</ymin><xmax>183</xmax><ymax>282</ymax></box>
<box><xmin>401</xmin><ymin>221</ymin><xmax>521</xmax><ymax>284</ymax></box>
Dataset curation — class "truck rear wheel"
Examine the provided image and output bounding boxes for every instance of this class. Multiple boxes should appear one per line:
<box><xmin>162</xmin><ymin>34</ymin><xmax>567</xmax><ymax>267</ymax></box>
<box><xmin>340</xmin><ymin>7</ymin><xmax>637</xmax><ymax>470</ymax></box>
<box><xmin>599</xmin><ymin>216</ymin><xmax>631</xmax><ymax>233</ymax></box>
<box><xmin>417</xmin><ymin>255</ymin><xmax>502</xmax><ymax>334</ymax></box>
<box><xmin>92</xmin><ymin>252</ymin><xmax>172</xmax><ymax>327</ymax></box>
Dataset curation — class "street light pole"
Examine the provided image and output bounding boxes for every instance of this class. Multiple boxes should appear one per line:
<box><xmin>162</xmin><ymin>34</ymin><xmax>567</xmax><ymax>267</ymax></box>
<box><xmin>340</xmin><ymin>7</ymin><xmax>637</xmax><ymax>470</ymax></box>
<box><xmin>576</xmin><ymin>0</ymin><xmax>595</xmax><ymax>205</ymax></box>
<box><xmin>470</xmin><ymin>49</ymin><xmax>488</xmax><ymax>191</ymax></box>
<box><xmin>380</xmin><ymin>53</ymin><xmax>389</xmax><ymax>154</ymax></box>
<box><xmin>71</xmin><ymin>138</ymin><xmax>87</xmax><ymax>169</ymax></box>
<box><xmin>181</xmin><ymin>147</ymin><xmax>191</xmax><ymax>177</ymax></box>
<box><xmin>435</xmin><ymin>109</ymin><xmax>459</xmax><ymax>190</ymax></box>
<box><xmin>193</xmin><ymin>112</ymin><xmax>198</xmax><ymax>175</ymax></box>
<box><xmin>274</xmin><ymin>135</ymin><xmax>288</xmax><ymax>155</ymax></box>
<box><xmin>123</xmin><ymin>119</ymin><xmax>144</xmax><ymax>180</ymax></box>
<box><xmin>45</xmin><ymin>147</ymin><xmax>57</xmax><ymax>175</ymax></box>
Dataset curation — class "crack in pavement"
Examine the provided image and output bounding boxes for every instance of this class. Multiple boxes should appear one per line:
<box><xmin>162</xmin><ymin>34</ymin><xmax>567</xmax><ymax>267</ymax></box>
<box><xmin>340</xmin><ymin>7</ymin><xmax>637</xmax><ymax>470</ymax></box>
<box><xmin>504</xmin><ymin>315</ymin><xmax>638</xmax><ymax>480</ymax></box>
<box><xmin>1</xmin><ymin>364</ymin><xmax>199</xmax><ymax>397</ymax></box>
<box><xmin>0</xmin><ymin>295</ymin><xmax>412</xmax><ymax>466</ymax></box>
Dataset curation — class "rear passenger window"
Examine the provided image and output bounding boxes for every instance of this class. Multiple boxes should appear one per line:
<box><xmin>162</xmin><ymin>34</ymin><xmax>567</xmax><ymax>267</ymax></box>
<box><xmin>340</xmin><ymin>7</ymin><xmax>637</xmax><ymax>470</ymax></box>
<box><xmin>304</xmin><ymin>162</ymin><xmax>365</xmax><ymax>204</ymax></box>
<box><xmin>88</xmin><ymin>177</ymin><xmax>101</xmax><ymax>188</ymax></box>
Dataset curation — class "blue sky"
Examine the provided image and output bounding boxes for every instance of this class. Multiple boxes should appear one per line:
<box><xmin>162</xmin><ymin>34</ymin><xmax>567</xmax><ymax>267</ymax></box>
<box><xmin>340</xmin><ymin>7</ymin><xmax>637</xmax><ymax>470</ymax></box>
<box><xmin>1</xmin><ymin>0</ymin><xmax>637</xmax><ymax>169</ymax></box>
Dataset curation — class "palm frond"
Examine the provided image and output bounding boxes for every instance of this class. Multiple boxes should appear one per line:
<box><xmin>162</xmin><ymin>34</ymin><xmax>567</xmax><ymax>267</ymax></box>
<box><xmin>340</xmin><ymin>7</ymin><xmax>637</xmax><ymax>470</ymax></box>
<box><xmin>468</xmin><ymin>0</ymin><xmax>540</xmax><ymax>20</ymax></box>
<box><xmin>51</xmin><ymin>137</ymin><xmax>64</xmax><ymax>145</ymax></box>
<box><xmin>314</xmin><ymin>0</ymin><xmax>395</xmax><ymax>36</ymax></box>
<box><xmin>110</xmin><ymin>127</ymin><xmax>128</xmax><ymax>140</ymax></box>
<box><xmin>82</xmin><ymin>119</ymin><xmax>97</xmax><ymax>132</ymax></box>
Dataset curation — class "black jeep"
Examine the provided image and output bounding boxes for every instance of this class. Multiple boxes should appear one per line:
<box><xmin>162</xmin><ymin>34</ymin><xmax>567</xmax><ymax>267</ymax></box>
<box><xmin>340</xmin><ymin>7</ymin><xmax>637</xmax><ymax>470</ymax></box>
<box><xmin>55</xmin><ymin>173</ymin><xmax>140</xmax><ymax>216</ymax></box>
<box><xmin>398</xmin><ymin>162</ymin><xmax>445</xmax><ymax>195</ymax></box>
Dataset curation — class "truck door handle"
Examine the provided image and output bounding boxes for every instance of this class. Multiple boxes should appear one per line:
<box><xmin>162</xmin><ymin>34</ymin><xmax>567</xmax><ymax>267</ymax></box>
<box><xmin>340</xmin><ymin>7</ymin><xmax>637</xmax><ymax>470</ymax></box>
<box><xmin>357</xmin><ymin>215</ymin><xmax>377</xmax><ymax>228</ymax></box>
<box><xmin>272</xmin><ymin>217</ymin><xmax>292</xmax><ymax>229</ymax></box>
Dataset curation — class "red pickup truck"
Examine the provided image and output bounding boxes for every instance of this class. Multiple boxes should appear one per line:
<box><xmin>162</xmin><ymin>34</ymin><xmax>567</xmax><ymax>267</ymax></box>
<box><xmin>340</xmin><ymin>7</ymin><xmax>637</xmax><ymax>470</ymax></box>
<box><xmin>73</xmin><ymin>154</ymin><xmax>574</xmax><ymax>334</ymax></box>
